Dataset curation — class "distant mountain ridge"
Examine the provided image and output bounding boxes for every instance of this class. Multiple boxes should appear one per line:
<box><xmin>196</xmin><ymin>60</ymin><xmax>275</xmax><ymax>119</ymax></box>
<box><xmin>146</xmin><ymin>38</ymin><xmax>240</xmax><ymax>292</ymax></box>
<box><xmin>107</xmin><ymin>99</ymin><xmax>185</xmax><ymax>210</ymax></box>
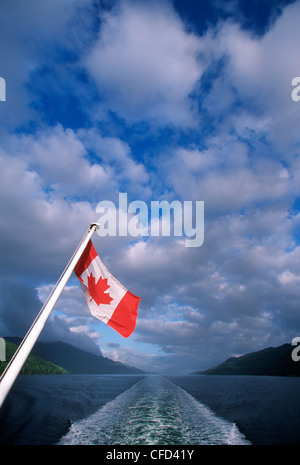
<box><xmin>200</xmin><ymin>343</ymin><xmax>300</xmax><ymax>377</ymax></box>
<box><xmin>3</xmin><ymin>337</ymin><xmax>144</xmax><ymax>375</ymax></box>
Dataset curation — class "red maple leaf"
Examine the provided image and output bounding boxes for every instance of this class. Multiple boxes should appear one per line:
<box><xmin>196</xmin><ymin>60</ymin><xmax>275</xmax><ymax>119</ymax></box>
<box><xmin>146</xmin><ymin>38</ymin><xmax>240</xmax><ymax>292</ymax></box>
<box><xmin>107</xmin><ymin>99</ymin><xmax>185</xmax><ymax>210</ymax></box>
<box><xmin>87</xmin><ymin>273</ymin><xmax>113</xmax><ymax>306</ymax></box>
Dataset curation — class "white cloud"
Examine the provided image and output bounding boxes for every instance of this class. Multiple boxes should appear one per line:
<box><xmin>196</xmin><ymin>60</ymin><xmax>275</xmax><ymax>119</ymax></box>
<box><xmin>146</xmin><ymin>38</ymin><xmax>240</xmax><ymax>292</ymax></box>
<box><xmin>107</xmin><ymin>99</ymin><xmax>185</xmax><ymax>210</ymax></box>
<box><xmin>137</xmin><ymin>318</ymin><xmax>200</xmax><ymax>346</ymax></box>
<box><xmin>37</xmin><ymin>284</ymin><xmax>87</xmax><ymax>316</ymax></box>
<box><xmin>278</xmin><ymin>270</ymin><xmax>300</xmax><ymax>286</ymax></box>
<box><xmin>159</xmin><ymin>136</ymin><xmax>292</xmax><ymax>213</ymax></box>
<box><xmin>0</xmin><ymin>141</ymin><xmax>95</xmax><ymax>279</ymax></box>
<box><xmin>78</xmin><ymin>128</ymin><xmax>150</xmax><ymax>196</ymax></box>
<box><xmin>203</xmin><ymin>1</ymin><xmax>300</xmax><ymax>151</ymax></box>
<box><xmin>221</xmin><ymin>2</ymin><xmax>300</xmax><ymax>101</ymax></box>
<box><xmin>12</xmin><ymin>126</ymin><xmax>111</xmax><ymax>198</ymax></box>
<box><xmin>84</xmin><ymin>0</ymin><xmax>204</xmax><ymax>126</ymax></box>
<box><xmin>0</xmin><ymin>122</ymin><xmax>153</xmax><ymax>283</ymax></box>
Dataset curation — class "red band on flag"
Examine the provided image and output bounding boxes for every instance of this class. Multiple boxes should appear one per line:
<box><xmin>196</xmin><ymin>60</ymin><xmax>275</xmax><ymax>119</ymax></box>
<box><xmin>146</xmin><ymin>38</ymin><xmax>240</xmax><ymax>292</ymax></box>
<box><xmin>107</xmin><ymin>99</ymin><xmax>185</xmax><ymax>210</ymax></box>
<box><xmin>107</xmin><ymin>291</ymin><xmax>140</xmax><ymax>338</ymax></box>
<box><xmin>74</xmin><ymin>240</ymin><xmax>98</xmax><ymax>281</ymax></box>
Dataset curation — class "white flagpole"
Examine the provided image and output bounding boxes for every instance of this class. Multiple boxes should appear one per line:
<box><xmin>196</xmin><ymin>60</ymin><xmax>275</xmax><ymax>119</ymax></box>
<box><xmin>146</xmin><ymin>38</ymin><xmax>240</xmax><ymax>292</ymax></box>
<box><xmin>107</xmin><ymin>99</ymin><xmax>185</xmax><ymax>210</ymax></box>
<box><xmin>0</xmin><ymin>223</ymin><xmax>99</xmax><ymax>409</ymax></box>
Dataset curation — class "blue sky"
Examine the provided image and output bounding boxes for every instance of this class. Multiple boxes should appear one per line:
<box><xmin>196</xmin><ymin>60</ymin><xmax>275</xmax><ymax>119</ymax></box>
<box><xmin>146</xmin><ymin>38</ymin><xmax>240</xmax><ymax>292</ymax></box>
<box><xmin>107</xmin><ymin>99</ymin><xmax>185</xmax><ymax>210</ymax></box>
<box><xmin>1</xmin><ymin>0</ymin><xmax>300</xmax><ymax>374</ymax></box>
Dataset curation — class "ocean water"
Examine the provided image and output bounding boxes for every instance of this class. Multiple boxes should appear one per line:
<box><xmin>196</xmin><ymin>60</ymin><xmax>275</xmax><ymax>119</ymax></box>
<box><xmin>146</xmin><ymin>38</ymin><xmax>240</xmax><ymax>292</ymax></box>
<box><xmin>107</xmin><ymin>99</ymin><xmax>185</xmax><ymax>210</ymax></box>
<box><xmin>0</xmin><ymin>374</ymin><xmax>299</xmax><ymax>445</ymax></box>
<box><xmin>57</xmin><ymin>376</ymin><xmax>249</xmax><ymax>445</ymax></box>
<box><xmin>169</xmin><ymin>375</ymin><xmax>300</xmax><ymax>445</ymax></box>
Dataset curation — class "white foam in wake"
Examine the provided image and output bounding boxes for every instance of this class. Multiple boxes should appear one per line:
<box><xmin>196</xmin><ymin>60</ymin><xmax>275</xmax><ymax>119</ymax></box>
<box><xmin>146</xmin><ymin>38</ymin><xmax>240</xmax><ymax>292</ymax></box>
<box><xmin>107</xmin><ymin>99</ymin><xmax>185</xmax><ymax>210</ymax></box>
<box><xmin>58</xmin><ymin>376</ymin><xmax>251</xmax><ymax>445</ymax></box>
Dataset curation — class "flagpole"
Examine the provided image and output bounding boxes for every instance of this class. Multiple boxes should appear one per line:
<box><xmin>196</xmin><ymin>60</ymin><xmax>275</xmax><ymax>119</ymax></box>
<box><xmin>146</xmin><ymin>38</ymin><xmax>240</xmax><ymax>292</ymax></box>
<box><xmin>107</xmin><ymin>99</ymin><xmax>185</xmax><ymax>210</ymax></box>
<box><xmin>0</xmin><ymin>223</ymin><xmax>99</xmax><ymax>409</ymax></box>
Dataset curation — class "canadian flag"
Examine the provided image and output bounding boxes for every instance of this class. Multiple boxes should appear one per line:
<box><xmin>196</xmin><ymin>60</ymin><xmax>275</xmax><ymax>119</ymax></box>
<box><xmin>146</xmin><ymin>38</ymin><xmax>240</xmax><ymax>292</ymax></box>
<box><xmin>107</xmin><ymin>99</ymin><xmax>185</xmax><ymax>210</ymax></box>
<box><xmin>74</xmin><ymin>240</ymin><xmax>140</xmax><ymax>337</ymax></box>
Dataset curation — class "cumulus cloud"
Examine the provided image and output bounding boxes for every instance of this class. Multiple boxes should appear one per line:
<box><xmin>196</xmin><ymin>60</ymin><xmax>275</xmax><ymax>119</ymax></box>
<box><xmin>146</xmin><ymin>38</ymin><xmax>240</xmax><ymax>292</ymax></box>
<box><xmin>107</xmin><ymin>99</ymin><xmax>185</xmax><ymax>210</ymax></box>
<box><xmin>157</xmin><ymin>136</ymin><xmax>292</xmax><ymax>216</ymax></box>
<box><xmin>7</xmin><ymin>126</ymin><xmax>110</xmax><ymax>198</ymax></box>
<box><xmin>78</xmin><ymin>128</ymin><xmax>150</xmax><ymax>196</ymax></box>
<box><xmin>84</xmin><ymin>0</ymin><xmax>205</xmax><ymax>126</ymax></box>
<box><xmin>0</xmin><ymin>145</ymin><xmax>95</xmax><ymax>279</ymax></box>
<box><xmin>0</xmin><ymin>121</ymin><xmax>152</xmax><ymax>279</ymax></box>
<box><xmin>202</xmin><ymin>1</ymin><xmax>300</xmax><ymax>151</ymax></box>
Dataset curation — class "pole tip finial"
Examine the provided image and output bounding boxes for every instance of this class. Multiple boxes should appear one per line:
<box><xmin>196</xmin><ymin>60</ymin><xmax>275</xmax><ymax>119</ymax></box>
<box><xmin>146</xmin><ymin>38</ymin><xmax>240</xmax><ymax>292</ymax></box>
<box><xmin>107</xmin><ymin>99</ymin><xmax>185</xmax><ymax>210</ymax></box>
<box><xmin>90</xmin><ymin>222</ymin><xmax>100</xmax><ymax>231</ymax></box>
